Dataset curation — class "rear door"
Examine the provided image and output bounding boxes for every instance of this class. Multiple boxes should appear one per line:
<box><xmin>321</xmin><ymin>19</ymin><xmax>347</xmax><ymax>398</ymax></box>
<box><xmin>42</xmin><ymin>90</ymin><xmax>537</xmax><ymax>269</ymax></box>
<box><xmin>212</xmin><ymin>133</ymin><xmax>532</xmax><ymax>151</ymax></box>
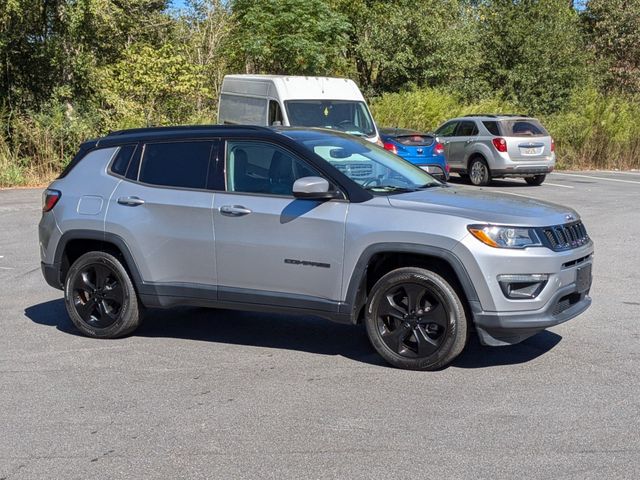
<box><xmin>213</xmin><ymin>139</ymin><xmax>348</xmax><ymax>305</ymax></box>
<box><xmin>105</xmin><ymin>140</ymin><xmax>219</xmax><ymax>288</ymax></box>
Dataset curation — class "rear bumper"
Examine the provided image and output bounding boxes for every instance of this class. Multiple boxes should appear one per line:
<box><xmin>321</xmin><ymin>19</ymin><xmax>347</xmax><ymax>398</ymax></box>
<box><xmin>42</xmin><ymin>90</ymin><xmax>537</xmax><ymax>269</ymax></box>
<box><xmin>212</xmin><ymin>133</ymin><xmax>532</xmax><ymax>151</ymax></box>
<box><xmin>473</xmin><ymin>284</ymin><xmax>592</xmax><ymax>346</ymax></box>
<box><xmin>491</xmin><ymin>165</ymin><xmax>554</xmax><ymax>177</ymax></box>
<box><xmin>41</xmin><ymin>262</ymin><xmax>63</xmax><ymax>290</ymax></box>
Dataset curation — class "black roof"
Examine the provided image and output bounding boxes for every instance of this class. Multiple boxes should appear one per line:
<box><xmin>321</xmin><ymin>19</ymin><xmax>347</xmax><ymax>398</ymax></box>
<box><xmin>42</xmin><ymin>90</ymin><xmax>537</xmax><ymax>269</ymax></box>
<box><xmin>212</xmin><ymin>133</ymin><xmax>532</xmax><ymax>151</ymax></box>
<box><xmin>94</xmin><ymin>124</ymin><xmax>275</xmax><ymax>147</ymax></box>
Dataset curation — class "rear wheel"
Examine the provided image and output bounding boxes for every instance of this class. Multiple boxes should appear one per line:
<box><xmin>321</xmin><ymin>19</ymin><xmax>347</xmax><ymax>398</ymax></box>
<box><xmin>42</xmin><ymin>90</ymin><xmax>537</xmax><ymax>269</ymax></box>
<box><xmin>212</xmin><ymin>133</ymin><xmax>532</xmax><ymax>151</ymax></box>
<box><xmin>525</xmin><ymin>174</ymin><xmax>546</xmax><ymax>186</ymax></box>
<box><xmin>468</xmin><ymin>157</ymin><xmax>491</xmax><ymax>186</ymax></box>
<box><xmin>64</xmin><ymin>251</ymin><xmax>142</xmax><ymax>338</ymax></box>
<box><xmin>364</xmin><ymin>267</ymin><xmax>467</xmax><ymax>371</ymax></box>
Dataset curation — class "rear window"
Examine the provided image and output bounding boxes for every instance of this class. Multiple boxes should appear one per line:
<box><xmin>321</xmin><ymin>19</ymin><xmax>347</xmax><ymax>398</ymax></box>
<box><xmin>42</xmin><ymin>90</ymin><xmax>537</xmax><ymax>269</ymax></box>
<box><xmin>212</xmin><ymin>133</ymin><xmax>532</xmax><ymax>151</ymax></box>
<box><xmin>501</xmin><ymin>119</ymin><xmax>548</xmax><ymax>137</ymax></box>
<box><xmin>394</xmin><ymin>135</ymin><xmax>434</xmax><ymax>146</ymax></box>
<box><xmin>110</xmin><ymin>144</ymin><xmax>137</xmax><ymax>176</ymax></box>
<box><xmin>456</xmin><ymin>121</ymin><xmax>479</xmax><ymax>136</ymax></box>
<box><xmin>139</xmin><ymin>141</ymin><xmax>215</xmax><ymax>189</ymax></box>
<box><xmin>482</xmin><ymin>121</ymin><xmax>501</xmax><ymax>136</ymax></box>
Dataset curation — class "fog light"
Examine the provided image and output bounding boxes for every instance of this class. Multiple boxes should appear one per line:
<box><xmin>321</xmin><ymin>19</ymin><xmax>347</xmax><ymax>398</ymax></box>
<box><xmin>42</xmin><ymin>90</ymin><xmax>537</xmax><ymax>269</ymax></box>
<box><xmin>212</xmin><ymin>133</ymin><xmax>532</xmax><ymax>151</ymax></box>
<box><xmin>498</xmin><ymin>274</ymin><xmax>548</xmax><ymax>299</ymax></box>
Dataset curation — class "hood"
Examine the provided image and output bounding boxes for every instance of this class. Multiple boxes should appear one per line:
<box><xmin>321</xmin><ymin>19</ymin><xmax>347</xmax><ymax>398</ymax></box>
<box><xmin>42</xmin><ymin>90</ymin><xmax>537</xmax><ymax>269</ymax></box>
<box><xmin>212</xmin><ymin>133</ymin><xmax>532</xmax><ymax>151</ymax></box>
<box><xmin>387</xmin><ymin>186</ymin><xmax>578</xmax><ymax>226</ymax></box>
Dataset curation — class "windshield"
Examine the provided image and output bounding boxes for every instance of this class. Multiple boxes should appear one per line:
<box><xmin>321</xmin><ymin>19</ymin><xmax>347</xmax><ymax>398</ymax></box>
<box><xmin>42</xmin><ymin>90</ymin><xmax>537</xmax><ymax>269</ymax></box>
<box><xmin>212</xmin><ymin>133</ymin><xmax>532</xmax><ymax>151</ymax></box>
<box><xmin>285</xmin><ymin>100</ymin><xmax>377</xmax><ymax>137</ymax></box>
<box><xmin>284</xmin><ymin>130</ymin><xmax>442</xmax><ymax>193</ymax></box>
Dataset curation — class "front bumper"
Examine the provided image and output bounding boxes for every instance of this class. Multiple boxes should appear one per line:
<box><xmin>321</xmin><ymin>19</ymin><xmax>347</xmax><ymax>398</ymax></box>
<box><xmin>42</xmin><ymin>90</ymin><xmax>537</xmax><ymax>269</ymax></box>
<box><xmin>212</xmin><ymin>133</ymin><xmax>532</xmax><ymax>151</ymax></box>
<box><xmin>452</xmin><ymin>235</ymin><xmax>594</xmax><ymax>346</ymax></box>
<box><xmin>473</xmin><ymin>284</ymin><xmax>592</xmax><ymax>346</ymax></box>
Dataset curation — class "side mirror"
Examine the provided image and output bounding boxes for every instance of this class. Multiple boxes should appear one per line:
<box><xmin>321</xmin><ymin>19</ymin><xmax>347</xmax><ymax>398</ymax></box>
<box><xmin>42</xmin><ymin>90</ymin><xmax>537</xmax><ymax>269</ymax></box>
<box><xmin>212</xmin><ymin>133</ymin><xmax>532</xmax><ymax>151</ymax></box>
<box><xmin>292</xmin><ymin>176</ymin><xmax>342</xmax><ymax>200</ymax></box>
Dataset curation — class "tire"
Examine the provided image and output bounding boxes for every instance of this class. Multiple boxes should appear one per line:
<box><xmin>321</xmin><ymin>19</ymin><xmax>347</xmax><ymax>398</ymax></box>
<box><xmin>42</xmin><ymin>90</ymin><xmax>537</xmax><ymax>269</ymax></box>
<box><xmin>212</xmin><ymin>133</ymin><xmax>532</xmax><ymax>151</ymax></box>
<box><xmin>468</xmin><ymin>157</ymin><xmax>491</xmax><ymax>186</ymax></box>
<box><xmin>64</xmin><ymin>251</ymin><xmax>142</xmax><ymax>338</ymax></box>
<box><xmin>364</xmin><ymin>267</ymin><xmax>468</xmax><ymax>371</ymax></box>
<box><xmin>525</xmin><ymin>174</ymin><xmax>546</xmax><ymax>186</ymax></box>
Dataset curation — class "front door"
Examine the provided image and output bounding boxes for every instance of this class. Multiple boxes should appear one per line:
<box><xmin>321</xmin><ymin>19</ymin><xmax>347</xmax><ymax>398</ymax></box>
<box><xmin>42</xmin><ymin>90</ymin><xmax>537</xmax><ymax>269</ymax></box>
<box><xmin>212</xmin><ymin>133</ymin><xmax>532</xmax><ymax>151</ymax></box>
<box><xmin>213</xmin><ymin>139</ymin><xmax>348</xmax><ymax>306</ymax></box>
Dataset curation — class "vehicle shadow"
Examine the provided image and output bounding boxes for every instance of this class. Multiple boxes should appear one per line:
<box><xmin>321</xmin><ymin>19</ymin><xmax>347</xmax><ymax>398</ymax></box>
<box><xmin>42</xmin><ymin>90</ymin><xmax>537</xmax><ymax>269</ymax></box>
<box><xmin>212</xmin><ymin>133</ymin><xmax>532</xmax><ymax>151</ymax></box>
<box><xmin>25</xmin><ymin>299</ymin><xmax>561</xmax><ymax>370</ymax></box>
<box><xmin>447</xmin><ymin>176</ymin><xmax>530</xmax><ymax>188</ymax></box>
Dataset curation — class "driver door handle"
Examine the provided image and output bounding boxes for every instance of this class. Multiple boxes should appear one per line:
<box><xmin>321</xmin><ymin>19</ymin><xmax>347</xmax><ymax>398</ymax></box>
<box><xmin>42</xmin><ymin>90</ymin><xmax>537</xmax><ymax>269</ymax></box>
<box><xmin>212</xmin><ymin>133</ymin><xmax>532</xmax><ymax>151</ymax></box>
<box><xmin>220</xmin><ymin>205</ymin><xmax>252</xmax><ymax>217</ymax></box>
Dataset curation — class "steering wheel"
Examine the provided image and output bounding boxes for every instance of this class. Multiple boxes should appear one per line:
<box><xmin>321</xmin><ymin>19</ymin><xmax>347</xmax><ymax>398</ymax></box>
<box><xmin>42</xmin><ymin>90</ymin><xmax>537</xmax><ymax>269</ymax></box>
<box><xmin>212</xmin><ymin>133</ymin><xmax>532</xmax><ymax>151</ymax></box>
<box><xmin>337</xmin><ymin>120</ymin><xmax>359</xmax><ymax>131</ymax></box>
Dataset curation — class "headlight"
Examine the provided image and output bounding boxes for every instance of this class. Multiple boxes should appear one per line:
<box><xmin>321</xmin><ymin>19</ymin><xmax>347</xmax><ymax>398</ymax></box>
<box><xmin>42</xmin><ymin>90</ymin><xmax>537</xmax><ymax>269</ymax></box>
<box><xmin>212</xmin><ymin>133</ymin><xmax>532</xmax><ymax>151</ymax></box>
<box><xmin>467</xmin><ymin>225</ymin><xmax>542</xmax><ymax>249</ymax></box>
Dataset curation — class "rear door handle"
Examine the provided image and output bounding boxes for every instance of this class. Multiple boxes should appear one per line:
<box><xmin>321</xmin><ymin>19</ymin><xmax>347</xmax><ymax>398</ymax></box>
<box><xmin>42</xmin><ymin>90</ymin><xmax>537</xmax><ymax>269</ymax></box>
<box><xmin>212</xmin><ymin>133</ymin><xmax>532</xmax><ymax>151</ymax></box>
<box><xmin>220</xmin><ymin>205</ymin><xmax>252</xmax><ymax>217</ymax></box>
<box><xmin>117</xmin><ymin>196</ymin><xmax>145</xmax><ymax>206</ymax></box>
<box><xmin>466</xmin><ymin>139</ymin><xmax>474</xmax><ymax>144</ymax></box>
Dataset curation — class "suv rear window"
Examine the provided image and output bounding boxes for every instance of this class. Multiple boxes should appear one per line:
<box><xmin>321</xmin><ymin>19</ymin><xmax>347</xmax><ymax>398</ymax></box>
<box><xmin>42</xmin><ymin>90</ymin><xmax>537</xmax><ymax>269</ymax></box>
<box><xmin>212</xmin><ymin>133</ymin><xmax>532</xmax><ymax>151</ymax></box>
<box><xmin>139</xmin><ymin>141</ymin><xmax>215</xmax><ymax>189</ymax></box>
<box><xmin>110</xmin><ymin>144</ymin><xmax>137</xmax><ymax>176</ymax></box>
<box><xmin>482</xmin><ymin>121</ymin><xmax>501</xmax><ymax>136</ymax></box>
<box><xmin>501</xmin><ymin>119</ymin><xmax>548</xmax><ymax>137</ymax></box>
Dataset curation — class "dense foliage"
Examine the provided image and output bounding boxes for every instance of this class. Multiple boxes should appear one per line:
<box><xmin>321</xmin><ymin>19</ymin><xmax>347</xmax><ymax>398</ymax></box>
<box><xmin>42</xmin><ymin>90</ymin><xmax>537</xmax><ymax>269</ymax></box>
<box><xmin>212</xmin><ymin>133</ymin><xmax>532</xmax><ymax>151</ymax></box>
<box><xmin>0</xmin><ymin>0</ymin><xmax>638</xmax><ymax>185</ymax></box>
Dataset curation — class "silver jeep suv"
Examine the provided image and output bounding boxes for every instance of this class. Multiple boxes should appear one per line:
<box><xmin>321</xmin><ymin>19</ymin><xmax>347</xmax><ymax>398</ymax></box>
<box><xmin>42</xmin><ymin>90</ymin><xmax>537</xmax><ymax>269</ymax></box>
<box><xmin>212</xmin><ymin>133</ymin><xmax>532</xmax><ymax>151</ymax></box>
<box><xmin>435</xmin><ymin>115</ymin><xmax>556</xmax><ymax>186</ymax></box>
<box><xmin>38</xmin><ymin>126</ymin><xmax>592</xmax><ymax>370</ymax></box>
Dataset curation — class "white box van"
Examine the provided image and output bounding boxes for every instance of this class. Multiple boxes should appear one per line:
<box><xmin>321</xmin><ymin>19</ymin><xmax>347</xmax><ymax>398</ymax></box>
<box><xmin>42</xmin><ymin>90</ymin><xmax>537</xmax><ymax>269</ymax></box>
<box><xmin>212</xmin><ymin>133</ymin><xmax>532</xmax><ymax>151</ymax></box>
<box><xmin>218</xmin><ymin>74</ymin><xmax>380</xmax><ymax>143</ymax></box>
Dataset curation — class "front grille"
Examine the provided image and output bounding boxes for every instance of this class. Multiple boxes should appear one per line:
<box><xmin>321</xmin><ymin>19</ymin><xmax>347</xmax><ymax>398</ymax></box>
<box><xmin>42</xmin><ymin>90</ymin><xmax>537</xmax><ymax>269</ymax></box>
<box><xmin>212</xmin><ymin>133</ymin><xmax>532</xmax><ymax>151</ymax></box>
<box><xmin>539</xmin><ymin>221</ymin><xmax>589</xmax><ymax>251</ymax></box>
<box><xmin>334</xmin><ymin>162</ymin><xmax>373</xmax><ymax>179</ymax></box>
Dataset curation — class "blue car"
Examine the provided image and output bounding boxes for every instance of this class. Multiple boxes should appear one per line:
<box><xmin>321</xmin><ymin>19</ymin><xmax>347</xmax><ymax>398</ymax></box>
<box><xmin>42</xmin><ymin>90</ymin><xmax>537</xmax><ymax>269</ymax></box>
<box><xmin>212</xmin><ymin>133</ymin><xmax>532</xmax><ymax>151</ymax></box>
<box><xmin>380</xmin><ymin>128</ymin><xmax>449</xmax><ymax>181</ymax></box>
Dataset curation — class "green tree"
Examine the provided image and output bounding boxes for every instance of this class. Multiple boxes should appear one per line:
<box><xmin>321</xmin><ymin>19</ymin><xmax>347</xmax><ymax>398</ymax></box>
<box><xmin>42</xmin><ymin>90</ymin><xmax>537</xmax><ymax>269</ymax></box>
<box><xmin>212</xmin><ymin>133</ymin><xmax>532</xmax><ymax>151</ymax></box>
<box><xmin>333</xmin><ymin>0</ymin><xmax>484</xmax><ymax>97</ymax></box>
<box><xmin>476</xmin><ymin>0</ymin><xmax>590</xmax><ymax>114</ymax></box>
<box><xmin>583</xmin><ymin>0</ymin><xmax>640</xmax><ymax>93</ymax></box>
<box><xmin>103</xmin><ymin>43</ymin><xmax>208</xmax><ymax>126</ymax></box>
<box><xmin>231</xmin><ymin>0</ymin><xmax>350</xmax><ymax>75</ymax></box>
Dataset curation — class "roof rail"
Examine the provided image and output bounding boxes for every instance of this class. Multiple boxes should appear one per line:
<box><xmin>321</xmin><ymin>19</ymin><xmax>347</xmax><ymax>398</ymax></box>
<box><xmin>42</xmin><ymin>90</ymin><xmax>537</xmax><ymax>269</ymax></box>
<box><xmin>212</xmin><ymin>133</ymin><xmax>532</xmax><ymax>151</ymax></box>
<box><xmin>462</xmin><ymin>113</ymin><xmax>529</xmax><ymax>118</ymax></box>
<box><xmin>106</xmin><ymin>124</ymin><xmax>270</xmax><ymax>136</ymax></box>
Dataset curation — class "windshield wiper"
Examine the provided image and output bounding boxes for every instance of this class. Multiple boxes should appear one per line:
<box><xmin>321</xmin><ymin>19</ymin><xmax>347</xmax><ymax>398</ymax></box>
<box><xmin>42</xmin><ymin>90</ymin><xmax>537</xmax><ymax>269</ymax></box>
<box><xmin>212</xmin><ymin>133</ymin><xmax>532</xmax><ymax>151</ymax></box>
<box><xmin>364</xmin><ymin>185</ymin><xmax>419</xmax><ymax>193</ymax></box>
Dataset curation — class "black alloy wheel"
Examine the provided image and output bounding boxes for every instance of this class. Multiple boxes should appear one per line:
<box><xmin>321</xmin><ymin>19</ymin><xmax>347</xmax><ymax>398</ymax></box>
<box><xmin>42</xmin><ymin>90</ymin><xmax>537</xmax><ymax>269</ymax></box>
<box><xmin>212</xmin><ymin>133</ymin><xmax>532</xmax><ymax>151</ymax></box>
<box><xmin>376</xmin><ymin>283</ymin><xmax>448</xmax><ymax>358</ymax></box>
<box><xmin>71</xmin><ymin>262</ymin><xmax>124</xmax><ymax>328</ymax></box>
<box><xmin>64</xmin><ymin>251</ymin><xmax>142</xmax><ymax>338</ymax></box>
<box><xmin>365</xmin><ymin>267</ymin><xmax>467</xmax><ymax>370</ymax></box>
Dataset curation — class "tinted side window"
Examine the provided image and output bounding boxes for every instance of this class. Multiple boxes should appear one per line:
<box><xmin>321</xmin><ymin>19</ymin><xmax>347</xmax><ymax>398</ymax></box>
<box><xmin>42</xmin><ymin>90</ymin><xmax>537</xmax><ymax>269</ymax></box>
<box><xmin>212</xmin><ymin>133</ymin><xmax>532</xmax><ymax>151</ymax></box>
<box><xmin>456</xmin><ymin>121</ymin><xmax>478</xmax><ymax>136</ymax></box>
<box><xmin>226</xmin><ymin>141</ymin><xmax>321</xmax><ymax>196</ymax></box>
<box><xmin>110</xmin><ymin>144</ymin><xmax>137</xmax><ymax>176</ymax></box>
<box><xmin>435</xmin><ymin>121</ymin><xmax>458</xmax><ymax>137</ymax></box>
<box><xmin>139</xmin><ymin>141</ymin><xmax>215</xmax><ymax>189</ymax></box>
<box><xmin>482</xmin><ymin>121</ymin><xmax>501</xmax><ymax>136</ymax></box>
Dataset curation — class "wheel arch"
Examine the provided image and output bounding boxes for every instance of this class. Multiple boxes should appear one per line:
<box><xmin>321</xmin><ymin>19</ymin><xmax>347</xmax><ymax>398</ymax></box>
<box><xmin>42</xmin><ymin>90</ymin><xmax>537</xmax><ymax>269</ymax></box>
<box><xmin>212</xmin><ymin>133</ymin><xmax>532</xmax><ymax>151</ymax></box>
<box><xmin>342</xmin><ymin>243</ymin><xmax>481</xmax><ymax>325</ymax></box>
<box><xmin>53</xmin><ymin>230</ymin><xmax>143</xmax><ymax>291</ymax></box>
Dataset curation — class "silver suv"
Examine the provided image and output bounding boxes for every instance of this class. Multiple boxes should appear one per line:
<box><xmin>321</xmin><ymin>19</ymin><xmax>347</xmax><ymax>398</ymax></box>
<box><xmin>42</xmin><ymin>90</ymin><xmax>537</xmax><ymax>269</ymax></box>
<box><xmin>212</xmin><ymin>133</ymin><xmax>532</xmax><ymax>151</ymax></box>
<box><xmin>435</xmin><ymin>115</ymin><xmax>556</xmax><ymax>186</ymax></box>
<box><xmin>38</xmin><ymin>126</ymin><xmax>592</xmax><ymax>370</ymax></box>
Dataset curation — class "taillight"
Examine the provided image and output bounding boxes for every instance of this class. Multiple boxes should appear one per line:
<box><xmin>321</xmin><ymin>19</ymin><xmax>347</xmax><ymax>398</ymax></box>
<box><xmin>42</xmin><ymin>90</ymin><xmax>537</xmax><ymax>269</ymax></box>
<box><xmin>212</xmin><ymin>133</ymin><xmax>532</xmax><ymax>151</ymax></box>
<box><xmin>42</xmin><ymin>189</ymin><xmax>61</xmax><ymax>212</ymax></box>
<box><xmin>383</xmin><ymin>142</ymin><xmax>398</xmax><ymax>155</ymax></box>
<box><xmin>434</xmin><ymin>142</ymin><xmax>445</xmax><ymax>155</ymax></box>
<box><xmin>551</xmin><ymin>138</ymin><xmax>555</xmax><ymax>152</ymax></box>
<box><xmin>445</xmin><ymin>163</ymin><xmax>450</xmax><ymax>173</ymax></box>
<box><xmin>492</xmin><ymin>137</ymin><xmax>508</xmax><ymax>153</ymax></box>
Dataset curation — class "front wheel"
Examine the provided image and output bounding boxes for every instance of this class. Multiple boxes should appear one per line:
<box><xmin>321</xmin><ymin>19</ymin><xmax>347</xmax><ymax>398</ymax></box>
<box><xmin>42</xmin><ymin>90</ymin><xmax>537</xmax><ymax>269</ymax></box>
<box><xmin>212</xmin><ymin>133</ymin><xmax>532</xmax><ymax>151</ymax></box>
<box><xmin>365</xmin><ymin>267</ymin><xmax>468</xmax><ymax>371</ymax></box>
<box><xmin>64</xmin><ymin>251</ymin><xmax>142</xmax><ymax>338</ymax></box>
<box><xmin>525</xmin><ymin>174</ymin><xmax>546</xmax><ymax>186</ymax></box>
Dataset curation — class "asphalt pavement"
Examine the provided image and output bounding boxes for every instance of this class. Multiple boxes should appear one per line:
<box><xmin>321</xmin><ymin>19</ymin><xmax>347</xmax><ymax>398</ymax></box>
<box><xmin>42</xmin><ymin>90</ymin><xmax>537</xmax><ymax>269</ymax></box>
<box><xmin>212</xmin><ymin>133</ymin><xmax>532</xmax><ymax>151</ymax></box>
<box><xmin>0</xmin><ymin>171</ymin><xmax>639</xmax><ymax>479</ymax></box>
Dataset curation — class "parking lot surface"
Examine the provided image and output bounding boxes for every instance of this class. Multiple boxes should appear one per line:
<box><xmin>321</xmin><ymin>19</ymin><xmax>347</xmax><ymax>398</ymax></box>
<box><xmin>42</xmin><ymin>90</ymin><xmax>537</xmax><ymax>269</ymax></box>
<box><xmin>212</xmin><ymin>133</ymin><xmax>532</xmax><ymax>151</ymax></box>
<box><xmin>1</xmin><ymin>171</ymin><xmax>639</xmax><ymax>479</ymax></box>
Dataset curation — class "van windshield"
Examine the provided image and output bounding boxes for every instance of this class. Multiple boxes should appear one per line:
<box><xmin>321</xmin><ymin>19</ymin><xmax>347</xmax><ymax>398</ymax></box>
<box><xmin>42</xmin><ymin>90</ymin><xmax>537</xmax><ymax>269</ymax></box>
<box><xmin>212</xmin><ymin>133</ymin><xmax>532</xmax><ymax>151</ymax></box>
<box><xmin>285</xmin><ymin>100</ymin><xmax>376</xmax><ymax>138</ymax></box>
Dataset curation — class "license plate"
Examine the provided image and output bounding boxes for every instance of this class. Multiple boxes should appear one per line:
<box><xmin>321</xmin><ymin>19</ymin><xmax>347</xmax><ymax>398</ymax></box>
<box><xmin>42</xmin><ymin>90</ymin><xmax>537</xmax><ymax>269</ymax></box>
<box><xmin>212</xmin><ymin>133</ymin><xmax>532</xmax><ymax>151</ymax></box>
<box><xmin>523</xmin><ymin>147</ymin><xmax>539</xmax><ymax>155</ymax></box>
<box><xmin>575</xmin><ymin>264</ymin><xmax>592</xmax><ymax>293</ymax></box>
